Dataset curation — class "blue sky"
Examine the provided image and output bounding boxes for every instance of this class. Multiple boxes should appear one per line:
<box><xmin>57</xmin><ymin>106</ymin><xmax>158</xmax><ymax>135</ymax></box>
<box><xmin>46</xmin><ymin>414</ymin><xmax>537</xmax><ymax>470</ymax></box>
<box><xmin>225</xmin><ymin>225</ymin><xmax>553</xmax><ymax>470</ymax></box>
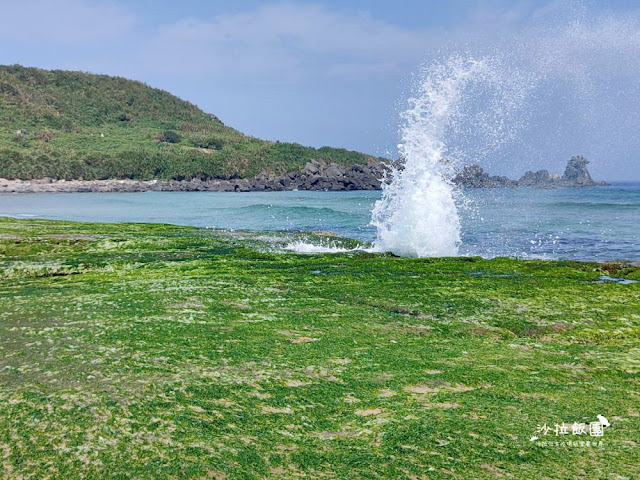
<box><xmin>2</xmin><ymin>0</ymin><xmax>640</xmax><ymax>179</ymax></box>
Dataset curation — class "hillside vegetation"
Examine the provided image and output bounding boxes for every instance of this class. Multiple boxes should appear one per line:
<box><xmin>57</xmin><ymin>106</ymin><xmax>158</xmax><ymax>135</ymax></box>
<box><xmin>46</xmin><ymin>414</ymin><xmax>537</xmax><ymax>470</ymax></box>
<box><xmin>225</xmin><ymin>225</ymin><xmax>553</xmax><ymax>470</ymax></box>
<box><xmin>0</xmin><ymin>65</ymin><xmax>378</xmax><ymax>180</ymax></box>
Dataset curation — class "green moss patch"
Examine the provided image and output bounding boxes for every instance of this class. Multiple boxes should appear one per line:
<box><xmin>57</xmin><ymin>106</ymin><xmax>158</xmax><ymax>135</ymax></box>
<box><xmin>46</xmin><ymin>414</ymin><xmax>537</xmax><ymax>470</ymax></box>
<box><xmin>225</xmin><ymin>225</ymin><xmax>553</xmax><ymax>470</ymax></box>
<box><xmin>1</xmin><ymin>217</ymin><xmax>638</xmax><ymax>479</ymax></box>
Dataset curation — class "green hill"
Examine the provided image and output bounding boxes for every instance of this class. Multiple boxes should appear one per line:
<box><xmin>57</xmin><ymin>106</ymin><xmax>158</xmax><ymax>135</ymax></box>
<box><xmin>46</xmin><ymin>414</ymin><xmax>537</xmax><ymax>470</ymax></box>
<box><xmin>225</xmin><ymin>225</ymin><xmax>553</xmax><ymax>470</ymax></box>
<box><xmin>0</xmin><ymin>65</ymin><xmax>378</xmax><ymax>181</ymax></box>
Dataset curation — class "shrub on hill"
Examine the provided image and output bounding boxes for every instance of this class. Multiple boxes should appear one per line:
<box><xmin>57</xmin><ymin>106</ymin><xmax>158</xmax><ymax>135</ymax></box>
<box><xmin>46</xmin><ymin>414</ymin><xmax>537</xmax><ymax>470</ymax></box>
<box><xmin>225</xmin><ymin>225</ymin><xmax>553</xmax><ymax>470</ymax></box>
<box><xmin>160</xmin><ymin>130</ymin><xmax>181</xmax><ymax>144</ymax></box>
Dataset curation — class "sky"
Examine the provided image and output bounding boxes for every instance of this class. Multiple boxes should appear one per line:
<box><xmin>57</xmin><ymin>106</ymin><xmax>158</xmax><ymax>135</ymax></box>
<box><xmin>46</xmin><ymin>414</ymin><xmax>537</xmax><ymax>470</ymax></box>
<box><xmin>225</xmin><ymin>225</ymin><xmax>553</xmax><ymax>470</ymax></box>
<box><xmin>1</xmin><ymin>0</ymin><xmax>640</xmax><ymax>180</ymax></box>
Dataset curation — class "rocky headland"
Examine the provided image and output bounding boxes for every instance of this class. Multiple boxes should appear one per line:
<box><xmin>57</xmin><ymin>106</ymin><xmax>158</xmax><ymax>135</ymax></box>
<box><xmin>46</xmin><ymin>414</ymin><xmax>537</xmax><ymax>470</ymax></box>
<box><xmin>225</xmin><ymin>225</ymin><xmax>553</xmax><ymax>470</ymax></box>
<box><xmin>0</xmin><ymin>156</ymin><xmax>604</xmax><ymax>194</ymax></box>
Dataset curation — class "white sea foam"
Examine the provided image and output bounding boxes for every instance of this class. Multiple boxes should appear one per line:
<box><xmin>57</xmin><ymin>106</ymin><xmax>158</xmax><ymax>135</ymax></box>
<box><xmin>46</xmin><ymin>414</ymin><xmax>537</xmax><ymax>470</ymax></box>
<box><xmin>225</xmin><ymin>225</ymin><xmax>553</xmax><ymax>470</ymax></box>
<box><xmin>284</xmin><ymin>241</ymin><xmax>353</xmax><ymax>254</ymax></box>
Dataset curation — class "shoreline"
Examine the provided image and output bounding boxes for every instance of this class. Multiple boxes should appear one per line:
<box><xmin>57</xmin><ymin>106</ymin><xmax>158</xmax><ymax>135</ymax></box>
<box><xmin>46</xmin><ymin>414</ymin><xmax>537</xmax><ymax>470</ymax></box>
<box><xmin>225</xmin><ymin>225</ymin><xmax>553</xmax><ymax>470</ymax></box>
<box><xmin>0</xmin><ymin>160</ymin><xmax>388</xmax><ymax>194</ymax></box>
<box><xmin>0</xmin><ymin>177</ymin><xmax>272</xmax><ymax>194</ymax></box>
<box><xmin>0</xmin><ymin>157</ymin><xmax>608</xmax><ymax>193</ymax></box>
<box><xmin>0</xmin><ymin>176</ymin><xmax>610</xmax><ymax>194</ymax></box>
<box><xmin>0</xmin><ymin>177</ymin><xmax>613</xmax><ymax>194</ymax></box>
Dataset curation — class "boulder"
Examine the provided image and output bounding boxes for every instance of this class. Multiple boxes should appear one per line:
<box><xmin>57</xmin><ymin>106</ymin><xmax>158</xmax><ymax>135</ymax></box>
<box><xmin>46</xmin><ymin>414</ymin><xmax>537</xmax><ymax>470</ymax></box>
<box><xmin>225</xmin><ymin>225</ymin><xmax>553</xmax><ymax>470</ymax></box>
<box><xmin>302</xmin><ymin>160</ymin><xmax>322</xmax><ymax>175</ymax></box>
<box><xmin>324</xmin><ymin>163</ymin><xmax>345</xmax><ymax>179</ymax></box>
<box><xmin>452</xmin><ymin>165</ymin><xmax>517</xmax><ymax>188</ymax></box>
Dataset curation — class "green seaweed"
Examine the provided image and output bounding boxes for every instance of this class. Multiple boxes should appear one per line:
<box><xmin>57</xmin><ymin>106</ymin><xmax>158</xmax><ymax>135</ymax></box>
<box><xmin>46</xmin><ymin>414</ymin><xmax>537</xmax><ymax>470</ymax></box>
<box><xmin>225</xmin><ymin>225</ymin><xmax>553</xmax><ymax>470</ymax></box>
<box><xmin>0</xmin><ymin>217</ymin><xmax>638</xmax><ymax>479</ymax></box>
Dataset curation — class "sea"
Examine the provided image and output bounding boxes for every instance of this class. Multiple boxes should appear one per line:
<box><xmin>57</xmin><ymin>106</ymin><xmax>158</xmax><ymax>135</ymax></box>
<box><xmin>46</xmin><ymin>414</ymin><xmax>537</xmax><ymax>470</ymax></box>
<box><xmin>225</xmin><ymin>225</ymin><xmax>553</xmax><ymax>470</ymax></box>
<box><xmin>1</xmin><ymin>183</ymin><xmax>638</xmax><ymax>261</ymax></box>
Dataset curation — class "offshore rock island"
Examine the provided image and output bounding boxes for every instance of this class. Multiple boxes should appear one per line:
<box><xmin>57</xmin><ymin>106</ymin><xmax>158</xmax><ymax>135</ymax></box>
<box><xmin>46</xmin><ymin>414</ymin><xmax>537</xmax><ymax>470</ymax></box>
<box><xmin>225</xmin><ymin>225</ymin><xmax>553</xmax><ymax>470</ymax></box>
<box><xmin>452</xmin><ymin>155</ymin><xmax>606</xmax><ymax>189</ymax></box>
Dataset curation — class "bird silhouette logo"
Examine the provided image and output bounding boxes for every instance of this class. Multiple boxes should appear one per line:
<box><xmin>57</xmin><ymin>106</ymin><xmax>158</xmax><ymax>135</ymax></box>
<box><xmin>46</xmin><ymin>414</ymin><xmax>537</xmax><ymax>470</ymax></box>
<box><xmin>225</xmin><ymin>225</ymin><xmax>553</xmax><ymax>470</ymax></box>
<box><xmin>597</xmin><ymin>415</ymin><xmax>610</xmax><ymax>428</ymax></box>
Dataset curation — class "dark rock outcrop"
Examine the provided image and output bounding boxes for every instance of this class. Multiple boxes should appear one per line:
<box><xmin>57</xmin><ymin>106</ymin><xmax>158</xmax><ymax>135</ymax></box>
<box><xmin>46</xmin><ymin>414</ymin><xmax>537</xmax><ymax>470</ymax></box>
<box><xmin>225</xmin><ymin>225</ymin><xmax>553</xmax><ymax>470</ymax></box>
<box><xmin>0</xmin><ymin>159</ymin><xmax>390</xmax><ymax>193</ymax></box>
<box><xmin>558</xmin><ymin>155</ymin><xmax>598</xmax><ymax>186</ymax></box>
<box><xmin>270</xmin><ymin>159</ymin><xmax>388</xmax><ymax>191</ymax></box>
<box><xmin>452</xmin><ymin>156</ymin><xmax>605</xmax><ymax>189</ymax></box>
<box><xmin>517</xmin><ymin>169</ymin><xmax>556</xmax><ymax>188</ymax></box>
<box><xmin>452</xmin><ymin>165</ymin><xmax>517</xmax><ymax>188</ymax></box>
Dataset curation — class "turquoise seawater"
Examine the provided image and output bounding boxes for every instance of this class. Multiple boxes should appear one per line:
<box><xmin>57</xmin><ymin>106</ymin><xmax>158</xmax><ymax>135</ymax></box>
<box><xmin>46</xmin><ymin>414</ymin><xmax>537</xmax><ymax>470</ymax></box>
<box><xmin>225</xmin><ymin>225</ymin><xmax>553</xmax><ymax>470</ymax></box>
<box><xmin>1</xmin><ymin>183</ymin><xmax>638</xmax><ymax>260</ymax></box>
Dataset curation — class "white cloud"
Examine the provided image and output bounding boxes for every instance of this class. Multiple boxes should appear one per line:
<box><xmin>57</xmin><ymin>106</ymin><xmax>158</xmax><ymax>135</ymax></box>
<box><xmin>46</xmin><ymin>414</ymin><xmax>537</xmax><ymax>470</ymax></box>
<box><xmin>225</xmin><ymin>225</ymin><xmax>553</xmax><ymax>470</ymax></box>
<box><xmin>2</xmin><ymin>0</ymin><xmax>639</xmax><ymax>177</ymax></box>
<box><xmin>0</xmin><ymin>0</ymin><xmax>135</xmax><ymax>45</ymax></box>
<box><xmin>133</xmin><ymin>3</ymin><xmax>440</xmax><ymax>82</ymax></box>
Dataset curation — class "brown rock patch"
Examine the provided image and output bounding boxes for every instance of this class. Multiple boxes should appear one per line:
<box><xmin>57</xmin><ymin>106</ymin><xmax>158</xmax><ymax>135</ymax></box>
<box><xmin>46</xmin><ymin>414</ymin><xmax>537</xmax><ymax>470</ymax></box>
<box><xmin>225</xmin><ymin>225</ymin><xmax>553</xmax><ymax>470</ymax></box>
<box><xmin>355</xmin><ymin>408</ymin><xmax>383</xmax><ymax>416</ymax></box>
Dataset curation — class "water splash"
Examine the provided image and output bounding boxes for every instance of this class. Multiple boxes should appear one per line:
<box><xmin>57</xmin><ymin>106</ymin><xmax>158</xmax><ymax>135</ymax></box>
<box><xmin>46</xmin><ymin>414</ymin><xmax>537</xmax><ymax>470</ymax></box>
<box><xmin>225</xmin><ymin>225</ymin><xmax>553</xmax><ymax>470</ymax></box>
<box><xmin>370</xmin><ymin>1</ymin><xmax>640</xmax><ymax>258</ymax></box>
<box><xmin>371</xmin><ymin>55</ymin><xmax>533</xmax><ymax>257</ymax></box>
<box><xmin>284</xmin><ymin>240</ymin><xmax>352</xmax><ymax>253</ymax></box>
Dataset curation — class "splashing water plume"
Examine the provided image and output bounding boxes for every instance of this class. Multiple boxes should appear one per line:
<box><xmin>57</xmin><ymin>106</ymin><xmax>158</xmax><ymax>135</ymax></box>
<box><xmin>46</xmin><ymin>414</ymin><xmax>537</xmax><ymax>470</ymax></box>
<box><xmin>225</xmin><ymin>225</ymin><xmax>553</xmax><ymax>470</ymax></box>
<box><xmin>371</xmin><ymin>55</ymin><xmax>532</xmax><ymax>257</ymax></box>
<box><xmin>371</xmin><ymin>4</ymin><xmax>640</xmax><ymax>258</ymax></box>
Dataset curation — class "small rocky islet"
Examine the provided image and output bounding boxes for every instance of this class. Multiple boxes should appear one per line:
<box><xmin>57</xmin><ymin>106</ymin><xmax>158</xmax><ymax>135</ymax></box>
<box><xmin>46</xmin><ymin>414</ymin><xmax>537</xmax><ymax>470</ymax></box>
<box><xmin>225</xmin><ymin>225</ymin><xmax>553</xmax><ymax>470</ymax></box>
<box><xmin>452</xmin><ymin>155</ymin><xmax>606</xmax><ymax>189</ymax></box>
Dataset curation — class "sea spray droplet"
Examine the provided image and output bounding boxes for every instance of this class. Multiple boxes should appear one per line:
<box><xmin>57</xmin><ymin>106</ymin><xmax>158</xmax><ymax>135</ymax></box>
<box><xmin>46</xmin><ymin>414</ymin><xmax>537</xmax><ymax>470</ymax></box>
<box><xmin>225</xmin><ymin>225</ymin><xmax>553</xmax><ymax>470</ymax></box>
<box><xmin>371</xmin><ymin>55</ymin><xmax>533</xmax><ymax>257</ymax></box>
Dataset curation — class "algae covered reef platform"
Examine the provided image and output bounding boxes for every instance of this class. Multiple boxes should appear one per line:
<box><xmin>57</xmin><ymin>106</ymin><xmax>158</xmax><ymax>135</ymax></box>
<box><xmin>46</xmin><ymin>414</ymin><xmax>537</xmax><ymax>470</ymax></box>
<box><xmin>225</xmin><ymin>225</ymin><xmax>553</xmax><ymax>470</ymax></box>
<box><xmin>0</xmin><ymin>218</ymin><xmax>638</xmax><ymax>479</ymax></box>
